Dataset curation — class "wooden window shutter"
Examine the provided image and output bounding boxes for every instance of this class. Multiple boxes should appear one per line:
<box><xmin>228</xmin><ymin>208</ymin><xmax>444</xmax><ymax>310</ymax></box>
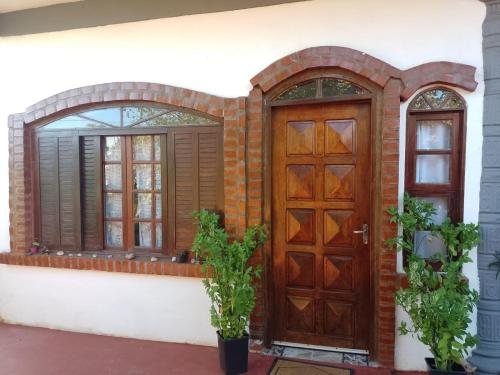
<box><xmin>37</xmin><ymin>133</ymin><xmax>81</xmax><ymax>250</ymax></box>
<box><xmin>81</xmin><ymin>136</ymin><xmax>103</xmax><ymax>251</ymax></box>
<box><xmin>171</xmin><ymin>128</ymin><xmax>223</xmax><ymax>252</ymax></box>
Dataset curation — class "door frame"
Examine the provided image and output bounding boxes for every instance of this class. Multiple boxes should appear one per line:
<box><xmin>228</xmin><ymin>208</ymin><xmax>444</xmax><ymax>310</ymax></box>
<box><xmin>261</xmin><ymin>68</ymin><xmax>384</xmax><ymax>358</ymax></box>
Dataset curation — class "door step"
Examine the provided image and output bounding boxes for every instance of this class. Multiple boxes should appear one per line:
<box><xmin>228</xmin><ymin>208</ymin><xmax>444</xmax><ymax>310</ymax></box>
<box><xmin>257</xmin><ymin>341</ymin><xmax>370</xmax><ymax>366</ymax></box>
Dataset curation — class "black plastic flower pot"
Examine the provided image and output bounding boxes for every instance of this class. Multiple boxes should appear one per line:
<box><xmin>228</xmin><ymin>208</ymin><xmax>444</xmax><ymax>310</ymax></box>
<box><xmin>425</xmin><ymin>358</ymin><xmax>467</xmax><ymax>375</ymax></box>
<box><xmin>217</xmin><ymin>331</ymin><xmax>249</xmax><ymax>375</ymax></box>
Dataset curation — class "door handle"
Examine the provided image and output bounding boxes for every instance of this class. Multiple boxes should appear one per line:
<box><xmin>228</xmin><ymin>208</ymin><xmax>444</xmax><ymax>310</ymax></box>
<box><xmin>353</xmin><ymin>224</ymin><xmax>369</xmax><ymax>245</ymax></box>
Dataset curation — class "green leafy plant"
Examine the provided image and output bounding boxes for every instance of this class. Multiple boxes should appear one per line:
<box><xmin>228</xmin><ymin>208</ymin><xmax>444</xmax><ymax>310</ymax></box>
<box><xmin>388</xmin><ymin>193</ymin><xmax>480</xmax><ymax>371</ymax></box>
<box><xmin>192</xmin><ymin>209</ymin><xmax>267</xmax><ymax>340</ymax></box>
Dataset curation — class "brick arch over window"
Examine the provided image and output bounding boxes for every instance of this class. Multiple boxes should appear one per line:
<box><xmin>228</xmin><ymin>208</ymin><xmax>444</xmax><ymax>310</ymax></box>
<box><xmin>246</xmin><ymin>46</ymin><xmax>478</xmax><ymax>368</ymax></box>
<box><xmin>9</xmin><ymin>82</ymin><xmax>247</xmax><ymax>255</ymax></box>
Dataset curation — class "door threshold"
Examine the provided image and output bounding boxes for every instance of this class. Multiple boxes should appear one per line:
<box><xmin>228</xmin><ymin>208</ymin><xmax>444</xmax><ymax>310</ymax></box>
<box><xmin>272</xmin><ymin>341</ymin><xmax>369</xmax><ymax>355</ymax></box>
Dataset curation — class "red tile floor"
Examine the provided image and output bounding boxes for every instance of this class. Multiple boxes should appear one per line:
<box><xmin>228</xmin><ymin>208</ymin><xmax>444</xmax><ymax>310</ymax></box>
<box><xmin>0</xmin><ymin>323</ymin><xmax>424</xmax><ymax>375</ymax></box>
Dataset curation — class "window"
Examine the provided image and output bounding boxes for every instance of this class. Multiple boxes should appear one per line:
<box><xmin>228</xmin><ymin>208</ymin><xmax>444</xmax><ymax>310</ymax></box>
<box><xmin>35</xmin><ymin>104</ymin><xmax>223</xmax><ymax>256</ymax></box>
<box><xmin>405</xmin><ymin>88</ymin><xmax>466</xmax><ymax>259</ymax></box>
<box><xmin>274</xmin><ymin>78</ymin><xmax>367</xmax><ymax>102</ymax></box>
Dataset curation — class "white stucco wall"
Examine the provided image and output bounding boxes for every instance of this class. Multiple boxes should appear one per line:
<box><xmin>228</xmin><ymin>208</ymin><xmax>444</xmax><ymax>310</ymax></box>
<box><xmin>0</xmin><ymin>0</ymin><xmax>486</xmax><ymax>370</ymax></box>
<box><xmin>0</xmin><ymin>265</ymin><xmax>216</xmax><ymax>345</ymax></box>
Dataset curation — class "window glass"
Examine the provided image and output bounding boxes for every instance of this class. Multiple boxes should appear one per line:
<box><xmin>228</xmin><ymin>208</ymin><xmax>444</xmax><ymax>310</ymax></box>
<box><xmin>276</xmin><ymin>81</ymin><xmax>317</xmax><ymax>101</ymax></box>
<box><xmin>416</xmin><ymin>197</ymin><xmax>448</xmax><ymax>225</ymax></box>
<box><xmin>82</xmin><ymin>108</ymin><xmax>121</xmax><ymax>126</ymax></box>
<box><xmin>416</xmin><ymin>155</ymin><xmax>450</xmax><ymax>184</ymax></box>
<box><xmin>105</xmin><ymin>193</ymin><xmax>122</xmax><ymax>218</ymax></box>
<box><xmin>41</xmin><ymin>105</ymin><xmax>219</xmax><ymax>130</ymax></box>
<box><xmin>133</xmin><ymin>136</ymin><xmax>152</xmax><ymax>161</ymax></box>
<box><xmin>105</xmin><ymin>222</ymin><xmax>123</xmax><ymax>247</ymax></box>
<box><xmin>322</xmin><ymin>79</ymin><xmax>365</xmax><ymax>97</ymax></box>
<box><xmin>134</xmin><ymin>193</ymin><xmax>152</xmax><ymax>219</ymax></box>
<box><xmin>104</xmin><ymin>165</ymin><xmax>122</xmax><ymax>190</ymax></box>
<box><xmin>105</xmin><ymin>137</ymin><xmax>121</xmax><ymax>161</ymax></box>
<box><xmin>414</xmin><ymin>231</ymin><xmax>447</xmax><ymax>259</ymax></box>
<box><xmin>42</xmin><ymin>115</ymin><xmax>105</xmax><ymax>129</ymax></box>
<box><xmin>135</xmin><ymin>222</ymin><xmax>152</xmax><ymax>247</ymax></box>
<box><xmin>416</xmin><ymin>120</ymin><xmax>451</xmax><ymax>150</ymax></box>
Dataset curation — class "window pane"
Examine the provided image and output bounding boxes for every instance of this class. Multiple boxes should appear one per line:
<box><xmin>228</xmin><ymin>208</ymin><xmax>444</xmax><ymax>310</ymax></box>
<box><xmin>136</xmin><ymin>111</ymin><xmax>219</xmax><ymax>127</ymax></box>
<box><xmin>82</xmin><ymin>108</ymin><xmax>121</xmax><ymax>126</ymax></box>
<box><xmin>134</xmin><ymin>193</ymin><xmax>152</xmax><ymax>219</ymax></box>
<box><xmin>322</xmin><ymin>79</ymin><xmax>364</xmax><ymax>97</ymax></box>
<box><xmin>156</xmin><ymin>223</ymin><xmax>162</xmax><ymax>248</ymax></box>
<box><xmin>105</xmin><ymin>137</ymin><xmax>121</xmax><ymax>161</ymax></box>
<box><xmin>155</xmin><ymin>194</ymin><xmax>162</xmax><ymax>219</ymax></box>
<box><xmin>154</xmin><ymin>136</ymin><xmax>161</xmax><ymax>161</ymax></box>
<box><xmin>43</xmin><ymin>115</ymin><xmax>107</xmax><ymax>130</ymax></box>
<box><xmin>276</xmin><ymin>81</ymin><xmax>317</xmax><ymax>101</ymax></box>
<box><xmin>416</xmin><ymin>120</ymin><xmax>451</xmax><ymax>150</ymax></box>
<box><xmin>414</xmin><ymin>231</ymin><xmax>447</xmax><ymax>259</ymax></box>
<box><xmin>416</xmin><ymin>155</ymin><xmax>450</xmax><ymax>184</ymax></box>
<box><xmin>135</xmin><ymin>222</ymin><xmax>152</xmax><ymax>247</ymax></box>
<box><xmin>133</xmin><ymin>136</ymin><xmax>152</xmax><ymax>160</ymax></box>
<box><xmin>417</xmin><ymin>197</ymin><xmax>448</xmax><ymax>225</ymax></box>
<box><xmin>155</xmin><ymin>164</ymin><xmax>161</xmax><ymax>190</ymax></box>
<box><xmin>105</xmin><ymin>221</ymin><xmax>123</xmax><ymax>247</ymax></box>
<box><xmin>105</xmin><ymin>193</ymin><xmax>122</xmax><ymax>218</ymax></box>
<box><xmin>133</xmin><ymin>164</ymin><xmax>152</xmax><ymax>190</ymax></box>
<box><xmin>122</xmin><ymin>107</ymin><xmax>166</xmax><ymax>127</ymax></box>
<box><xmin>104</xmin><ymin>164</ymin><xmax>122</xmax><ymax>190</ymax></box>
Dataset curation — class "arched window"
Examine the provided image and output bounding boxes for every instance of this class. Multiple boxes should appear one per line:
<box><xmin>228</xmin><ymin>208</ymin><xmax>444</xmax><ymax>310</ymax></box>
<box><xmin>405</xmin><ymin>87</ymin><xmax>466</xmax><ymax>259</ymax></box>
<box><xmin>35</xmin><ymin>103</ymin><xmax>223</xmax><ymax>256</ymax></box>
<box><xmin>274</xmin><ymin>78</ymin><xmax>367</xmax><ymax>102</ymax></box>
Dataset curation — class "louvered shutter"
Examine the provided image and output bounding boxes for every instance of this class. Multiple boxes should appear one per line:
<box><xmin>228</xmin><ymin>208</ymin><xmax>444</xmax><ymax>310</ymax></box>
<box><xmin>171</xmin><ymin>128</ymin><xmax>223</xmax><ymax>252</ymax></box>
<box><xmin>173</xmin><ymin>131</ymin><xmax>196</xmax><ymax>250</ymax></box>
<box><xmin>37</xmin><ymin>133</ymin><xmax>81</xmax><ymax>250</ymax></box>
<box><xmin>38</xmin><ymin>136</ymin><xmax>60</xmax><ymax>248</ymax></box>
<box><xmin>198</xmin><ymin>129</ymin><xmax>223</xmax><ymax>211</ymax></box>
<box><xmin>81</xmin><ymin>136</ymin><xmax>103</xmax><ymax>251</ymax></box>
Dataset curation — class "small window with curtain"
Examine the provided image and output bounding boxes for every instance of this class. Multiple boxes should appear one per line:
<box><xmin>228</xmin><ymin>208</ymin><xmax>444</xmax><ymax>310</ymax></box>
<box><xmin>405</xmin><ymin>87</ymin><xmax>466</xmax><ymax>260</ymax></box>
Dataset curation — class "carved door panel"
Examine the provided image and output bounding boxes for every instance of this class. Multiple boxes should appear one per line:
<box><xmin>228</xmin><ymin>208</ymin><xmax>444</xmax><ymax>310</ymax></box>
<box><xmin>272</xmin><ymin>102</ymin><xmax>371</xmax><ymax>349</ymax></box>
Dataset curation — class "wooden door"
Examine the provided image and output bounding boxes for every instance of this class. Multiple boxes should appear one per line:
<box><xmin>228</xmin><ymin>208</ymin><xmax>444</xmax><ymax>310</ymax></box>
<box><xmin>272</xmin><ymin>102</ymin><xmax>371</xmax><ymax>349</ymax></box>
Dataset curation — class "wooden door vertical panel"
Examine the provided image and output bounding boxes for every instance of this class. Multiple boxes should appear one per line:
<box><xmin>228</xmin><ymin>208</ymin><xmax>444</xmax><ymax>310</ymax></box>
<box><xmin>81</xmin><ymin>136</ymin><xmax>103</xmax><ymax>251</ymax></box>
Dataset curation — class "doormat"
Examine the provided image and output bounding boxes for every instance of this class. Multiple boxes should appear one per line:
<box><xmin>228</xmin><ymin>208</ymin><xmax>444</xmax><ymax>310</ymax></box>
<box><xmin>268</xmin><ymin>358</ymin><xmax>353</xmax><ymax>375</ymax></box>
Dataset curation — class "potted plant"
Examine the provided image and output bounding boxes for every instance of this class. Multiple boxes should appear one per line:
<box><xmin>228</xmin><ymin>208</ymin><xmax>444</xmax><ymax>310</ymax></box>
<box><xmin>29</xmin><ymin>241</ymin><xmax>41</xmax><ymax>254</ymax></box>
<box><xmin>192</xmin><ymin>210</ymin><xmax>267</xmax><ymax>375</ymax></box>
<box><xmin>387</xmin><ymin>193</ymin><xmax>480</xmax><ymax>374</ymax></box>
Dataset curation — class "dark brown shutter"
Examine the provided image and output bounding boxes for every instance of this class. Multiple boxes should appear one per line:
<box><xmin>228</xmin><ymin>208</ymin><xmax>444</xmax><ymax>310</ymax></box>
<box><xmin>173</xmin><ymin>131</ymin><xmax>196</xmax><ymax>250</ymax></box>
<box><xmin>38</xmin><ymin>136</ymin><xmax>60</xmax><ymax>249</ymax></box>
<box><xmin>198</xmin><ymin>129</ymin><xmax>223</xmax><ymax>211</ymax></box>
<box><xmin>81</xmin><ymin>136</ymin><xmax>103</xmax><ymax>251</ymax></box>
<box><xmin>37</xmin><ymin>133</ymin><xmax>81</xmax><ymax>250</ymax></box>
<box><xmin>171</xmin><ymin>128</ymin><xmax>223</xmax><ymax>252</ymax></box>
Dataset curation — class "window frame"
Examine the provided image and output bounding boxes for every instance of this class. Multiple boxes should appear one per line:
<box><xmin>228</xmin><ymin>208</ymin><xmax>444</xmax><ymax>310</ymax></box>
<box><xmin>32</xmin><ymin>103</ymin><xmax>224</xmax><ymax>257</ymax></box>
<box><xmin>405</xmin><ymin>89</ymin><xmax>467</xmax><ymax>262</ymax></box>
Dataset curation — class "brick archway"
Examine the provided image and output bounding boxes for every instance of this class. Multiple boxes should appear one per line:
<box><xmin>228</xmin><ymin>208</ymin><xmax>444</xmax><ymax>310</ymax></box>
<box><xmin>246</xmin><ymin>46</ymin><xmax>478</xmax><ymax>367</ymax></box>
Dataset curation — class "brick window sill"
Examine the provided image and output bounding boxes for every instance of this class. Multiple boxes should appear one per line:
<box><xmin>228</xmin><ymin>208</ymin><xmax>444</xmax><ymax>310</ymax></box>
<box><xmin>0</xmin><ymin>253</ymin><xmax>204</xmax><ymax>278</ymax></box>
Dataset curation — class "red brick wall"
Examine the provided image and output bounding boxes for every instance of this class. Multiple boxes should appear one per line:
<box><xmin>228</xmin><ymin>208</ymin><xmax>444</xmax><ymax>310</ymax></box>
<box><xmin>7</xmin><ymin>48</ymin><xmax>478</xmax><ymax>368</ymax></box>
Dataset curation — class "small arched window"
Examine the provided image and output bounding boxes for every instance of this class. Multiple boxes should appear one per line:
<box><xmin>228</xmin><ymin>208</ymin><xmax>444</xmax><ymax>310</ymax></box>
<box><xmin>34</xmin><ymin>103</ymin><xmax>223</xmax><ymax>256</ymax></box>
<box><xmin>405</xmin><ymin>87</ymin><xmax>466</xmax><ymax>260</ymax></box>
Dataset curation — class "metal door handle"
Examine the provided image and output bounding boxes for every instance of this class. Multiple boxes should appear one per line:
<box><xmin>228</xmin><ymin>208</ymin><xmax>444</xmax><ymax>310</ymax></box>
<box><xmin>353</xmin><ymin>224</ymin><xmax>369</xmax><ymax>245</ymax></box>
